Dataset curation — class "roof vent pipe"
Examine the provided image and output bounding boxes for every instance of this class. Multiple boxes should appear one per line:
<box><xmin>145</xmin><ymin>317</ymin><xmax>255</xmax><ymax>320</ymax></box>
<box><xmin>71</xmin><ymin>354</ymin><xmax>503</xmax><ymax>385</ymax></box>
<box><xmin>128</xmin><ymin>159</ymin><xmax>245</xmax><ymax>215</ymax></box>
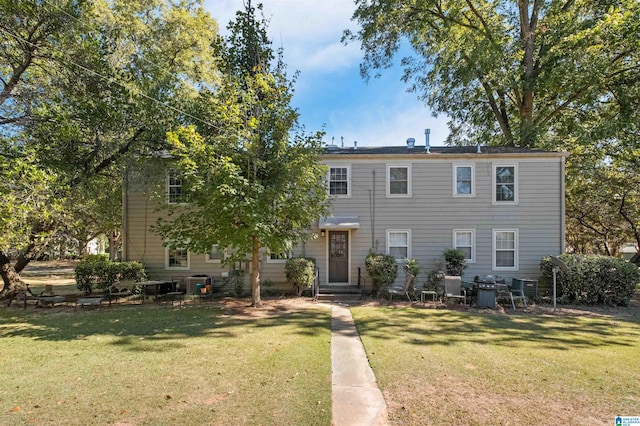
<box><xmin>476</xmin><ymin>143</ymin><xmax>482</xmax><ymax>154</ymax></box>
<box><xmin>407</xmin><ymin>137</ymin><xmax>415</xmax><ymax>148</ymax></box>
<box><xmin>341</xmin><ymin>136</ymin><xmax>344</xmax><ymax>148</ymax></box>
<box><xmin>425</xmin><ymin>129</ymin><xmax>431</xmax><ymax>153</ymax></box>
<box><xmin>353</xmin><ymin>141</ymin><xmax>358</xmax><ymax>150</ymax></box>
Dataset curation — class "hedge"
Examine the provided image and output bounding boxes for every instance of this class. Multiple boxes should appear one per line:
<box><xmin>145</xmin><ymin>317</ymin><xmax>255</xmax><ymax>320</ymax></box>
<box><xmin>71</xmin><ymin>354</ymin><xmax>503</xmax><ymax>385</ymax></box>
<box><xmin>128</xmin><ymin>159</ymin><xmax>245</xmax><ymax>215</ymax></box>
<box><xmin>75</xmin><ymin>258</ymin><xmax>147</xmax><ymax>294</ymax></box>
<box><xmin>540</xmin><ymin>254</ymin><xmax>639</xmax><ymax>306</ymax></box>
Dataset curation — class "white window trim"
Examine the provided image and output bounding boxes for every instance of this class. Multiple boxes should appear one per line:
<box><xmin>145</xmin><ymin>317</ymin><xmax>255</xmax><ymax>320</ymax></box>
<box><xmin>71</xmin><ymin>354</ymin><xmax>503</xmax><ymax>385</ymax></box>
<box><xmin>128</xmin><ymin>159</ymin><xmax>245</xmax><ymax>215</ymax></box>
<box><xmin>166</xmin><ymin>169</ymin><xmax>186</xmax><ymax>205</ymax></box>
<box><xmin>492</xmin><ymin>229</ymin><xmax>518</xmax><ymax>271</ymax></box>
<box><xmin>327</xmin><ymin>164</ymin><xmax>351</xmax><ymax>198</ymax></box>
<box><xmin>165</xmin><ymin>245</ymin><xmax>191</xmax><ymax>270</ymax></box>
<box><xmin>453</xmin><ymin>164</ymin><xmax>475</xmax><ymax>197</ymax></box>
<box><xmin>492</xmin><ymin>163</ymin><xmax>518</xmax><ymax>205</ymax></box>
<box><xmin>386</xmin><ymin>229</ymin><xmax>411</xmax><ymax>262</ymax></box>
<box><xmin>267</xmin><ymin>251</ymin><xmax>293</xmax><ymax>264</ymax></box>
<box><xmin>386</xmin><ymin>163</ymin><xmax>412</xmax><ymax>198</ymax></box>
<box><xmin>453</xmin><ymin>229</ymin><xmax>476</xmax><ymax>263</ymax></box>
<box><xmin>205</xmin><ymin>245</ymin><xmax>225</xmax><ymax>264</ymax></box>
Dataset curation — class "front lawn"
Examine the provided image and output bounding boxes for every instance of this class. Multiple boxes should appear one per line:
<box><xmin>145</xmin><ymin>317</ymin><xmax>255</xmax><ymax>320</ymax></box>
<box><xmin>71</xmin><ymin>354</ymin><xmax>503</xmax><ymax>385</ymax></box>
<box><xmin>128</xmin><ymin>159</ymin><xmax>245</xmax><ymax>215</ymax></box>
<box><xmin>351</xmin><ymin>306</ymin><xmax>640</xmax><ymax>425</ymax></box>
<box><xmin>0</xmin><ymin>302</ymin><xmax>332</xmax><ymax>425</ymax></box>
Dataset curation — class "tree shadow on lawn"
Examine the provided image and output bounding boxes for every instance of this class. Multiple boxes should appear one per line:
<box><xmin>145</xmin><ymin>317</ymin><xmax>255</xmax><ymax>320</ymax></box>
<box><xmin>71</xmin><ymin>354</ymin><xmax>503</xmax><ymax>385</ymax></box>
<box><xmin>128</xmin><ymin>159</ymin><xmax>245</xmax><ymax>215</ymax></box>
<box><xmin>0</xmin><ymin>299</ymin><xmax>331</xmax><ymax>349</ymax></box>
<box><xmin>351</xmin><ymin>306</ymin><xmax>640</xmax><ymax>351</ymax></box>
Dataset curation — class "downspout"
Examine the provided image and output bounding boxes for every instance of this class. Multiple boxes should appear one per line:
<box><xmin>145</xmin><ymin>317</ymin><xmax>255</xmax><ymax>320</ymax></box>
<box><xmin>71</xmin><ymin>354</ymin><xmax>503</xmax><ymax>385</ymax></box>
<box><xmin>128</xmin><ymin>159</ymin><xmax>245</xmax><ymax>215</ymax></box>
<box><xmin>560</xmin><ymin>156</ymin><xmax>566</xmax><ymax>254</ymax></box>
<box><xmin>371</xmin><ymin>169</ymin><xmax>376</xmax><ymax>250</ymax></box>
<box><xmin>122</xmin><ymin>166</ymin><xmax>129</xmax><ymax>261</ymax></box>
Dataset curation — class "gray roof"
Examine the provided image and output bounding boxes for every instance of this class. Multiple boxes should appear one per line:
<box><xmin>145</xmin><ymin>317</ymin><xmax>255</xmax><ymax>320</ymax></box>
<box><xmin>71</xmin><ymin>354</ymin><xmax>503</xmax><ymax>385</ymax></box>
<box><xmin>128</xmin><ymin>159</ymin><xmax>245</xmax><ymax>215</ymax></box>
<box><xmin>322</xmin><ymin>145</ymin><xmax>560</xmax><ymax>156</ymax></box>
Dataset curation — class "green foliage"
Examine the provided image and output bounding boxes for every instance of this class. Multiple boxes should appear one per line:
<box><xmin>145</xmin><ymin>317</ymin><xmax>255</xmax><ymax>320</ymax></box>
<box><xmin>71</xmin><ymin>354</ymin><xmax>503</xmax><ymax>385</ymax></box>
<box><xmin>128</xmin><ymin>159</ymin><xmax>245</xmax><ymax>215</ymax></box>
<box><xmin>424</xmin><ymin>258</ymin><xmax>446</xmax><ymax>292</ymax></box>
<box><xmin>365</xmin><ymin>253</ymin><xmax>398</xmax><ymax>294</ymax></box>
<box><xmin>1</xmin><ymin>0</ymin><xmax>219</xmax><ymax>290</ymax></box>
<box><xmin>74</xmin><ymin>258</ymin><xmax>146</xmax><ymax>294</ymax></box>
<box><xmin>285</xmin><ymin>257</ymin><xmax>316</xmax><ymax>296</ymax></box>
<box><xmin>345</xmin><ymin>0</ymin><xmax>640</xmax><ymax>255</ymax></box>
<box><xmin>540</xmin><ymin>254</ymin><xmax>639</xmax><ymax>305</ymax></box>
<box><xmin>443</xmin><ymin>249</ymin><xmax>467</xmax><ymax>276</ymax></box>
<box><xmin>403</xmin><ymin>258</ymin><xmax>420</xmax><ymax>277</ymax></box>
<box><xmin>152</xmin><ymin>3</ymin><xmax>330</xmax><ymax>306</ymax></box>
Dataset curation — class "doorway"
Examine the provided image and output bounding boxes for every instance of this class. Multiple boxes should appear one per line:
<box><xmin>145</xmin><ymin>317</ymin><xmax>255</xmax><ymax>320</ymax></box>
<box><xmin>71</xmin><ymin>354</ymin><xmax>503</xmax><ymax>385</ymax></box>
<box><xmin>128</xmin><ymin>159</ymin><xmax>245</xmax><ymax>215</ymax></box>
<box><xmin>328</xmin><ymin>231</ymin><xmax>349</xmax><ymax>283</ymax></box>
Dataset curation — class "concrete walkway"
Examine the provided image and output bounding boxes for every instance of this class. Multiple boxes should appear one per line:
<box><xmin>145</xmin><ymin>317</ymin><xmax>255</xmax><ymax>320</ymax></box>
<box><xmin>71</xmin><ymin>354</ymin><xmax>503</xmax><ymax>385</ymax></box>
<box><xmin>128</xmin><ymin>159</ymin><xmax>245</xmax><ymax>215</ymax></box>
<box><xmin>331</xmin><ymin>304</ymin><xmax>388</xmax><ymax>425</ymax></box>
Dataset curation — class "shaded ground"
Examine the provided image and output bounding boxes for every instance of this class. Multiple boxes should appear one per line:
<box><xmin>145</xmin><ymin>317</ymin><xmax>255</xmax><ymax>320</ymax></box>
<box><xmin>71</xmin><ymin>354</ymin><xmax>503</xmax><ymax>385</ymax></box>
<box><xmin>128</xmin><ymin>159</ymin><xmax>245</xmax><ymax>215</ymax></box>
<box><xmin>15</xmin><ymin>260</ymin><xmax>640</xmax><ymax>321</ymax></box>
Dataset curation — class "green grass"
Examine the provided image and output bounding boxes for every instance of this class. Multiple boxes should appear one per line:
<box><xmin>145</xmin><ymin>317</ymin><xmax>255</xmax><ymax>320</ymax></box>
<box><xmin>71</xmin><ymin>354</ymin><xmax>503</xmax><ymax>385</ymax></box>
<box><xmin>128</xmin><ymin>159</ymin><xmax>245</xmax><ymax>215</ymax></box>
<box><xmin>0</xmin><ymin>304</ymin><xmax>332</xmax><ymax>426</ymax></box>
<box><xmin>351</xmin><ymin>306</ymin><xmax>640</xmax><ymax>425</ymax></box>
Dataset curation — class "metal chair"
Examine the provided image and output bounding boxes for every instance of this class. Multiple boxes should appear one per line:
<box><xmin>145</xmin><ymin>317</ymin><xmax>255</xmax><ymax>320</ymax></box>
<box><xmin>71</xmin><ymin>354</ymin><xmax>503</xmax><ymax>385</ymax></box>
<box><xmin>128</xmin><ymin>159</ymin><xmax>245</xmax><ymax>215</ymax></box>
<box><xmin>509</xmin><ymin>279</ymin><xmax>528</xmax><ymax>308</ymax></box>
<box><xmin>443</xmin><ymin>276</ymin><xmax>467</xmax><ymax>305</ymax></box>
<box><xmin>387</xmin><ymin>274</ymin><xmax>416</xmax><ymax>301</ymax></box>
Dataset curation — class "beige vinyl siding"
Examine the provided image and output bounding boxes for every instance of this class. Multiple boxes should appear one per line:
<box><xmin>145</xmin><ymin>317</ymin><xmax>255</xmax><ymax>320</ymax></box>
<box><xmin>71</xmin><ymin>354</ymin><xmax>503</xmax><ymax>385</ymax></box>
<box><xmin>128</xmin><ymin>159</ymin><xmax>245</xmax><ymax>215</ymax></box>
<box><xmin>124</xmin><ymin>153</ymin><xmax>564</xmax><ymax>290</ymax></box>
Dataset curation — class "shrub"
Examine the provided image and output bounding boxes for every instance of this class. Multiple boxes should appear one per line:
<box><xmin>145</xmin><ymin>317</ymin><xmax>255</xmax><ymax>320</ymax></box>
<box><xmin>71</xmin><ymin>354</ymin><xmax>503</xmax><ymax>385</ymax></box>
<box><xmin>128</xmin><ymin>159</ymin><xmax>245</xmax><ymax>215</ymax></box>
<box><xmin>443</xmin><ymin>248</ymin><xmax>467</xmax><ymax>276</ymax></box>
<box><xmin>75</xmin><ymin>258</ymin><xmax>147</xmax><ymax>294</ymax></box>
<box><xmin>285</xmin><ymin>257</ymin><xmax>316</xmax><ymax>296</ymax></box>
<box><xmin>540</xmin><ymin>254</ymin><xmax>639</xmax><ymax>306</ymax></box>
<box><xmin>424</xmin><ymin>258</ymin><xmax>446</xmax><ymax>292</ymax></box>
<box><xmin>365</xmin><ymin>253</ymin><xmax>398</xmax><ymax>294</ymax></box>
<box><xmin>403</xmin><ymin>259</ymin><xmax>420</xmax><ymax>277</ymax></box>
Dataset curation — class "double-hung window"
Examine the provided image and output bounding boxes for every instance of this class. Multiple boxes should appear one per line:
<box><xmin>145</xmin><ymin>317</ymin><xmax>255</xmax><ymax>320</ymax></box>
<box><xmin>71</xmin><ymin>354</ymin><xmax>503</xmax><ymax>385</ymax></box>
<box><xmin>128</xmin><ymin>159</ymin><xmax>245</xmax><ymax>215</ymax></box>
<box><xmin>493</xmin><ymin>229</ymin><xmax>518</xmax><ymax>270</ymax></box>
<box><xmin>205</xmin><ymin>245</ymin><xmax>225</xmax><ymax>263</ymax></box>
<box><xmin>166</xmin><ymin>244</ymin><xmax>190</xmax><ymax>270</ymax></box>
<box><xmin>454</xmin><ymin>164</ymin><xmax>474</xmax><ymax>196</ymax></box>
<box><xmin>387</xmin><ymin>230</ymin><xmax>410</xmax><ymax>261</ymax></box>
<box><xmin>328</xmin><ymin>165</ymin><xmax>350</xmax><ymax>197</ymax></box>
<box><xmin>493</xmin><ymin>165</ymin><xmax>517</xmax><ymax>203</ymax></box>
<box><xmin>268</xmin><ymin>251</ymin><xmax>293</xmax><ymax>263</ymax></box>
<box><xmin>167</xmin><ymin>169</ymin><xmax>184</xmax><ymax>204</ymax></box>
<box><xmin>387</xmin><ymin>164</ymin><xmax>411</xmax><ymax>197</ymax></box>
<box><xmin>454</xmin><ymin>230</ymin><xmax>475</xmax><ymax>263</ymax></box>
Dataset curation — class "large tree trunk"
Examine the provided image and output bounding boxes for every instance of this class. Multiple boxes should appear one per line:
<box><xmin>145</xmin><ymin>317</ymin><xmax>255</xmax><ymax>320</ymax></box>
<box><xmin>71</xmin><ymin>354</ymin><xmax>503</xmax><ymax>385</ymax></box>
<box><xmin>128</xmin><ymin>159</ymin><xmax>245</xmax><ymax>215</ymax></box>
<box><xmin>108</xmin><ymin>230</ymin><xmax>120</xmax><ymax>261</ymax></box>
<box><xmin>250</xmin><ymin>235</ymin><xmax>261</xmax><ymax>307</ymax></box>
<box><xmin>0</xmin><ymin>250</ymin><xmax>28</xmax><ymax>300</ymax></box>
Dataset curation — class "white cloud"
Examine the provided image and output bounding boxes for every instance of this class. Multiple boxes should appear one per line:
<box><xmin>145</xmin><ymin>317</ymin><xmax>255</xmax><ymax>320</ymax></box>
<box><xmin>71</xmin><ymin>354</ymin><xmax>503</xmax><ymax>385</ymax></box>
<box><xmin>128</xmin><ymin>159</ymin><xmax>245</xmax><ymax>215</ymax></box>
<box><xmin>302</xmin><ymin>42</ymin><xmax>361</xmax><ymax>73</ymax></box>
<box><xmin>322</xmin><ymin>103</ymin><xmax>449</xmax><ymax>147</ymax></box>
<box><xmin>205</xmin><ymin>0</ymin><xmax>357</xmax><ymax>74</ymax></box>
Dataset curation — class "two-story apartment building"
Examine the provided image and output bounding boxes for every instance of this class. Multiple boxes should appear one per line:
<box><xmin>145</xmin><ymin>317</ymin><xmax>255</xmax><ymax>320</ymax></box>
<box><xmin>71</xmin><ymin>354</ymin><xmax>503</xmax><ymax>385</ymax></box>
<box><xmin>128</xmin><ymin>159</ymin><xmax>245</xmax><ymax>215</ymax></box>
<box><xmin>122</xmin><ymin>142</ymin><xmax>566</xmax><ymax>293</ymax></box>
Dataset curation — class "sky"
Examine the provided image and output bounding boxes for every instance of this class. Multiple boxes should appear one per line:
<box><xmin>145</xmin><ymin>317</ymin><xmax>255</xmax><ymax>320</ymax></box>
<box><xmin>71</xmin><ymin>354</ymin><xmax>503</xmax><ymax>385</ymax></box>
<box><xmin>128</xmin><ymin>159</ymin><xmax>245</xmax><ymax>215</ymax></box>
<box><xmin>203</xmin><ymin>0</ymin><xmax>450</xmax><ymax>147</ymax></box>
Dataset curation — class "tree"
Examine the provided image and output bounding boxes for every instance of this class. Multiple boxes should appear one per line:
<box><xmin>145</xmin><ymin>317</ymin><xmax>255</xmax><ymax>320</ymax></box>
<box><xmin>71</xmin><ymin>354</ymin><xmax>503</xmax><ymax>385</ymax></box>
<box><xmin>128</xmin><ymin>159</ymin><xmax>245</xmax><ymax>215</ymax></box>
<box><xmin>345</xmin><ymin>0</ymin><xmax>639</xmax><ymax>149</ymax></box>
<box><xmin>0</xmin><ymin>0</ymin><xmax>219</xmax><ymax>297</ymax></box>
<box><xmin>153</xmin><ymin>2</ymin><xmax>330</xmax><ymax>307</ymax></box>
<box><xmin>345</xmin><ymin>0</ymin><xmax>640</xmax><ymax>251</ymax></box>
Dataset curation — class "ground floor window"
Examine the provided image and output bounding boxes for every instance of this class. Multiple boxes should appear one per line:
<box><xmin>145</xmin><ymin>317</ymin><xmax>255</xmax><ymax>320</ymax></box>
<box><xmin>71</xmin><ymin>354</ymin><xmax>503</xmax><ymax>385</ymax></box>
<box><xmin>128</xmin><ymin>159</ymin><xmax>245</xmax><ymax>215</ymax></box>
<box><xmin>493</xmin><ymin>229</ymin><xmax>518</xmax><ymax>270</ymax></box>
<box><xmin>387</xmin><ymin>230</ymin><xmax>410</xmax><ymax>261</ymax></box>
<box><xmin>454</xmin><ymin>229</ymin><xmax>475</xmax><ymax>263</ymax></box>
<box><xmin>166</xmin><ymin>245</ymin><xmax>190</xmax><ymax>270</ymax></box>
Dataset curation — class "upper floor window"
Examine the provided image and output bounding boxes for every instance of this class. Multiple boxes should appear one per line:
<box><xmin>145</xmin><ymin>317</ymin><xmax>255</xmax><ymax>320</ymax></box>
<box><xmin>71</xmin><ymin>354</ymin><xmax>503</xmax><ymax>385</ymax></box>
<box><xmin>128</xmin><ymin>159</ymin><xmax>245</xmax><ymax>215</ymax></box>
<box><xmin>165</xmin><ymin>244</ymin><xmax>190</xmax><ymax>270</ymax></box>
<box><xmin>454</xmin><ymin>229</ymin><xmax>475</xmax><ymax>263</ymax></box>
<box><xmin>167</xmin><ymin>169</ymin><xmax>184</xmax><ymax>204</ymax></box>
<box><xmin>205</xmin><ymin>245</ymin><xmax>225</xmax><ymax>263</ymax></box>
<box><xmin>328</xmin><ymin>166</ymin><xmax>350</xmax><ymax>197</ymax></box>
<box><xmin>454</xmin><ymin>164</ymin><xmax>474</xmax><ymax>196</ymax></box>
<box><xmin>493</xmin><ymin>165</ymin><xmax>517</xmax><ymax>203</ymax></box>
<box><xmin>493</xmin><ymin>229</ymin><xmax>518</xmax><ymax>270</ymax></box>
<box><xmin>387</xmin><ymin>230</ymin><xmax>410</xmax><ymax>261</ymax></box>
<box><xmin>387</xmin><ymin>164</ymin><xmax>411</xmax><ymax>197</ymax></box>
